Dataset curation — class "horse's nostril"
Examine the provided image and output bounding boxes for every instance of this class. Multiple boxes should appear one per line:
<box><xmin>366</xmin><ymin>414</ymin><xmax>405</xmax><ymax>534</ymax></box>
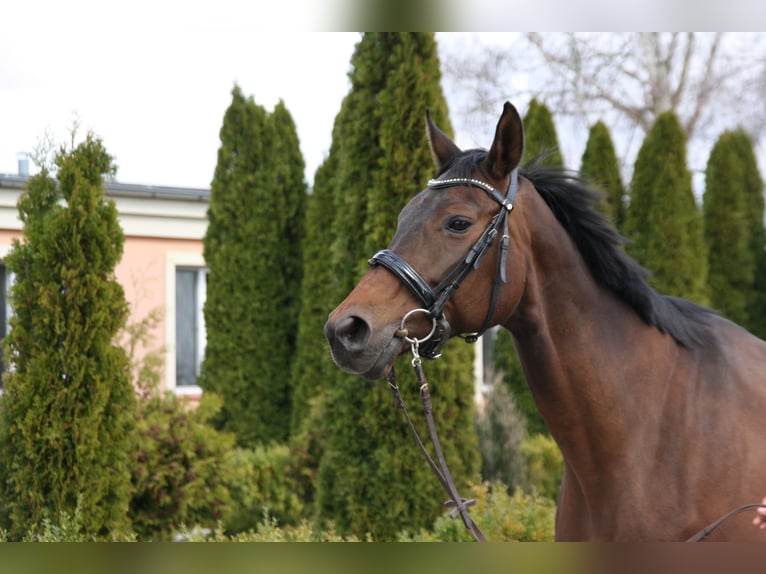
<box><xmin>334</xmin><ymin>315</ymin><xmax>371</xmax><ymax>351</ymax></box>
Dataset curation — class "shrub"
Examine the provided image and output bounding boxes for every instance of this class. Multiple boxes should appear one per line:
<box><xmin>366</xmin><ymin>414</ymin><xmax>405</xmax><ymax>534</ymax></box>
<box><xmin>20</xmin><ymin>501</ymin><xmax>137</xmax><ymax>542</ymax></box>
<box><xmin>475</xmin><ymin>382</ymin><xmax>527</xmax><ymax>490</ymax></box>
<box><xmin>129</xmin><ymin>392</ymin><xmax>236</xmax><ymax>540</ymax></box>
<box><xmin>399</xmin><ymin>482</ymin><xmax>556</xmax><ymax>542</ymax></box>
<box><xmin>224</xmin><ymin>444</ymin><xmax>305</xmax><ymax>534</ymax></box>
<box><xmin>519</xmin><ymin>434</ymin><xmax>564</xmax><ymax>501</ymax></box>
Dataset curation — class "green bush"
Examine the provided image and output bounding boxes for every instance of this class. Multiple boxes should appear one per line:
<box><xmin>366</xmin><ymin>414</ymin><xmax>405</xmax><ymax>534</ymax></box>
<box><xmin>129</xmin><ymin>392</ymin><xmax>236</xmax><ymax>540</ymax></box>
<box><xmin>18</xmin><ymin>502</ymin><xmax>137</xmax><ymax>542</ymax></box>
<box><xmin>398</xmin><ymin>482</ymin><xmax>556</xmax><ymax>542</ymax></box>
<box><xmin>178</xmin><ymin>515</ymin><xmax>364</xmax><ymax>542</ymax></box>
<box><xmin>475</xmin><ymin>382</ymin><xmax>527</xmax><ymax>490</ymax></box>
<box><xmin>224</xmin><ymin>444</ymin><xmax>305</xmax><ymax>534</ymax></box>
<box><xmin>519</xmin><ymin>434</ymin><xmax>564</xmax><ymax>501</ymax></box>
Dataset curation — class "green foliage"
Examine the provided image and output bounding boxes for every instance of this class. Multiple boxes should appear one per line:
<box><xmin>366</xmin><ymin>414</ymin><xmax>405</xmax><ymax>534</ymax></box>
<box><xmin>475</xmin><ymin>377</ymin><xmax>527</xmax><ymax>489</ymax></box>
<box><xmin>703</xmin><ymin>130</ymin><xmax>755</xmax><ymax>325</ymax></box>
<box><xmin>287</xmin><ymin>394</ymin><xmax>328</xmax><ymax>516</ymax></box>
<box><xmin>178</xmin><ymin>514</ymin><xmax>365</xmax><ymax>542</ymax></box>
<box><xmin>399</xmin><ymin>482</ymin><xmax>556</xmax><ymax>542</ymax></box>
<box><xmin>200</xmin><ymin>86</ymin><xmax>307</xmax><ymax>447</ymax></box>
<box><xmin>580</xmin><ymin>120</ymin><xmax>626</xmax><ymax>228</ymax></box>
<box><xmin>289</xmin><ymin>149</ymin><xmax>344</xmax><ymax>436</ymax></box>
<box><xmin>0</xmin><ymin>134</ymin><xmax>136</xmax><ymax>540</ymax></box>
<box><xmin>492</xmin><ymin>329</ymin><xmax>548</xmax><ymax>435</ymax></box>
<box><xmin>625</xmin><ymin>111</ymin><xmax>708</xmax><ymax>304</ymax></box>
<box><xmin>518</xmin><ymin>434</ymin><xmax>564</xmax><ymax>501</ymax></box>
<box><xmin>316</xmin><ymin>33</ymin><xmax>480</xmax><ymax>541</ymax></box>
<box><xmin>21</xmin><ymin>502</ymin><xmax>137</xmax><ymax>542</ymax></box>
<box><xmin>724</xmin><ymin>131</ymin><xmax>766</xmax><ymax>338</ymax></box>
<box><xmin>130</xmin><ymin>392</ymin><xmax>236</xmax><ymax>541</ymax></box>
<box><xmin>224</xmin><ymin>444</ymin><xmax>305</xmax><ymax>534</ymax></box>
<box><xmin>522</xmin><ymin>99</ymin><xmax>564</xmax><ymax>167</ymax></box>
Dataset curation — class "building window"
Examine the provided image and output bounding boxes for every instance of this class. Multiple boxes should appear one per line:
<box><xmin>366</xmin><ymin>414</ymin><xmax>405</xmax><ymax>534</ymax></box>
<box><xmin>175</xmin><ymin>268</ymin><xmax>206</xmax><ymax>388</ymax></box>
<box><xmin>166</xmin><ymin>252</ymin><xmax>207</xmax><ymax>395</ymax></box>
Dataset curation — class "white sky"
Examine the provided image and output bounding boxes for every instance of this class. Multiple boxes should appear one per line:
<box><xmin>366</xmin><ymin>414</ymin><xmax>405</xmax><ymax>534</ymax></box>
<box><xmin>1</xmin><ymin>3</ymin><xmax>760</xmax><ymax>190</ymax></box>
<box><xmin>1</xmin><ymin>3</ymin><xmax>360</xmax><ymax>188</ymax></box>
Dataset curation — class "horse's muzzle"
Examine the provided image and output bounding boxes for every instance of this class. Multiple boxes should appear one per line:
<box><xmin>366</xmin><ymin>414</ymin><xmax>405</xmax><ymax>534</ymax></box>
<box><xmin>324</xmin><ymin>311</ymin><xmax>403</xmax><ymax>380</ymax></box>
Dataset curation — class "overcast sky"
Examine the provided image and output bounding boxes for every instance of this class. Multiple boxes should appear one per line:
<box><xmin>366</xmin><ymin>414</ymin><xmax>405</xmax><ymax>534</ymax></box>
<box><xmin>2</xmin><ymin>3</ymin><xmax>761</xmax><ymax>190</ymax></box>
<box><xmin>1</xmin><ymin>7</ymin><xmax>361</xmax><ymax>188</ymax></box>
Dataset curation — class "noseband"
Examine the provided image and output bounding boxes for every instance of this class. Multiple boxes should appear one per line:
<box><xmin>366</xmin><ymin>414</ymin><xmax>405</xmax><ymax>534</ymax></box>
<box><xmin>368</xmin><ymin>169</ymin><xmax>519</xmax><ymax>359</ymax></box>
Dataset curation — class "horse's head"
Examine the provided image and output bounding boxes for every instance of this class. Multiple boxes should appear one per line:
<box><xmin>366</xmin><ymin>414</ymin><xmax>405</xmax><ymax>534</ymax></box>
<box><xmin>325</xmin><ymin>102</ymin><xmax>528</xmax><ymax>380</ymax></box>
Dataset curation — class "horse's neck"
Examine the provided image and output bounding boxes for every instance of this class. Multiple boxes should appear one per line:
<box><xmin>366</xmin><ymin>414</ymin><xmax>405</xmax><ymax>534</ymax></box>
<box><xmin>503</xmin><ymin>206</ymin><xmax>676</xmax><ymax>470</ymax></box>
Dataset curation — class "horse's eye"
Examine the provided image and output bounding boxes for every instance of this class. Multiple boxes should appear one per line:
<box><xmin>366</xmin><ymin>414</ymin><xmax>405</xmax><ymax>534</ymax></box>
<box><xmin>446</xmin><ymin>218</ymin><xmax>472</xmax><ymax>233</ymax></box>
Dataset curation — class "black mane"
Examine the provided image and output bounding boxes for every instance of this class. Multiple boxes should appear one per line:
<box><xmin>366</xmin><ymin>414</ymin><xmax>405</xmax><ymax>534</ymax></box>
<box><xmin>438</xmin><ymin>150</ymin><xmax>718</xmax><ymax>349</ymax></box>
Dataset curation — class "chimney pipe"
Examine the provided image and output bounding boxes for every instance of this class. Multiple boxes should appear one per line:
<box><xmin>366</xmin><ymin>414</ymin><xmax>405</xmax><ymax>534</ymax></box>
<box><xmin>17</xmin><ymin>152</ymin><xmax>29</xmax><ymax>176</ymax></box>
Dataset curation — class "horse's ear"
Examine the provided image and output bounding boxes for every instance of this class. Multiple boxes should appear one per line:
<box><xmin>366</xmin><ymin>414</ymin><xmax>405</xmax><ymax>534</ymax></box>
<box><xmin>485</xmin><ymin>101</ymin><xmax>524</xmax><ymax>180</ymax></box>
<box><xmin>426</xmin><ymin>108</ymin><xmax>461</xmax><ymax>172</ymax></box>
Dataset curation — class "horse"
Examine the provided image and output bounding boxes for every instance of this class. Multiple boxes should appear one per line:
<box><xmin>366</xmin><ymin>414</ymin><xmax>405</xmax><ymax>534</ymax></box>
<box><xmin>323</xmin><ymin>101</ymin><xmax>766</xmax><ymax>541</ymax></box>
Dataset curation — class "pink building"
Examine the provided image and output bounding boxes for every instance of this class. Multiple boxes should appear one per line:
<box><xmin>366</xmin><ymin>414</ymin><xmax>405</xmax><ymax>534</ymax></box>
<box><xmin>0</xmin><ymin>169</ymin><xmax>209</xmax><ymax>402</ymax></box>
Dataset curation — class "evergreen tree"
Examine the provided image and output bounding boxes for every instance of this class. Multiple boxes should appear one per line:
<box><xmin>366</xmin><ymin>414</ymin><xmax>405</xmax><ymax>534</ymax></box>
<box><xmin>289</xmin><ymin>146</ymin><xmax>342</xmax><ymax>436</ymax></box>
<box><xmin>475</xmin><ymin>379</ymin><xmax>527</xmax><ymax>491</ymax></box>
<box><xmin>0</xmin><ymin>134</ymin><xmax>135</xmax><ymax>539</ymax></box>
<box><xmin>200</xmin><ymin>86</ymin><xmax>306</xmax><ymax>447</ymax></box>
<box><xmin>580</xmin><ymin>120</ymin><xmax>626</xmax><ymax>228</ymax></box>
<box><xmin>492</xmin><ymin>329</ymin><xmax>548</xmax><ymax>436</ymax></box>
<box><xmin>703</xmin><ymin>130</ymin><xmax>754</xmax><ymax>325</ymax></box>
<box><xmin>270</xmin><ymin>100</ymin><xmax>307</xmax><ymax>355</ymax></box>
<box><xmin>625</xmin><ymin>111</ymin><xmax>708</xmax><ymax>304</ymax></box>
<box><xmin>730</xmin><ymin>131</ymin><xmax>766</xmax><ymax>339</ymax></box>
<box><xmin>521</xmin><ymin>98</ymin><xmax>564</xmax><ymax>166</ymax></box>
<box><xmin>316</xmin><ymin>33</ymin><xmax>480</xmax><ymax>541</ymax></box>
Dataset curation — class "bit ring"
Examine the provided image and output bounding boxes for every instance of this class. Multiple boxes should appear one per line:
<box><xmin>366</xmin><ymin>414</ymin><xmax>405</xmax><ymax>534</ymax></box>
<box><xmin>399</xmin><ymin>308</ymin><xmax>438</xmax><ymax>345</ymax></box>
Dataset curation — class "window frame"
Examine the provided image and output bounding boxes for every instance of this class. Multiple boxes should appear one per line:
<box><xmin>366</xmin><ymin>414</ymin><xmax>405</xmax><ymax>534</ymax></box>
<box><xmin>165</xmin><ymin>252</ymin><xmax>207</xmax><ymax>396</ymax></box>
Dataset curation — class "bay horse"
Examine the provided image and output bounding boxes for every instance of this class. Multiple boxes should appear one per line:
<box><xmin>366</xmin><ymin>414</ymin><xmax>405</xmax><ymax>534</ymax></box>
<box><xmin>324</xmin><ymin>101</ymin><xmax>766</xmax><ymax>541</ymax></box>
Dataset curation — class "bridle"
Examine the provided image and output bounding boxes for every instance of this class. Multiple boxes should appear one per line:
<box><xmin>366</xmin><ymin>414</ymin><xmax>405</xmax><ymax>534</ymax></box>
<box><xmin>368</xmin><ymin>169</ymin><xmax>519</xmax><ymax>359</ymax></box>
<box><xmin>365</xmin><ymin>170</ymin><xmax>519</xmax><ymax>542</ymax></box>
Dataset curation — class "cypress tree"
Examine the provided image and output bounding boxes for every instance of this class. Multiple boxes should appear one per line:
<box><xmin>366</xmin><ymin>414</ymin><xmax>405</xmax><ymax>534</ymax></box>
<box><xmin>200</xmin><ymin>86</ymin><xmax>306</xmax><ymax>446</ymax></box>
<box><xmin>289</xmin><ymin>145</ymin><xmax>342</xmax><ymax>436</ymax></box>
<box><xmin>270</xmin><ymin>100</ymin><xmax>307</xmax><ymax>349</ymax></box>
<box><xmin>703</xmin><ymin>130</ymin><xmax>753</xmax><ymax>325</ymax></box>
<box><xmin>625</xmin><ymin>111</ymin><xmax>708</xmax><ymax>304</ymax></box>
<box><xmin>731</xmin><ymin>131</ymin><xmax>766</xmax><ymax>339</ymax></box>
<box><xmin>0</xmin><ymin>134</ymin><xmax>135</xmax><ymax>538</ymax></box>
<box><xmin>271</xmin><ymin>101</ymin><xmax>307</xmax><ymax>361</ymax></box>
<box><xmin>316</xmin><ymin>33</ymin><xmax>480</xmax><ymax>541</ymax></box>
<box><xmin>521</xmin><ymin>98</ymin><xmax>564</xmax><ymax>167</ymax></box>
<box><xmin>580</xmin><ymin>120</ymin><xmax>626</xmax><ymax>228</ymax></box>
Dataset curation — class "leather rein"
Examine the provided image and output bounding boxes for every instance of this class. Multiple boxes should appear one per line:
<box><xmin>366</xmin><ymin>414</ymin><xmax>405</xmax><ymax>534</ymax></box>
<box><xmin>368</xmin><ymin>172</ymin><xmax>519</xmax><ymax>542</ymax></box>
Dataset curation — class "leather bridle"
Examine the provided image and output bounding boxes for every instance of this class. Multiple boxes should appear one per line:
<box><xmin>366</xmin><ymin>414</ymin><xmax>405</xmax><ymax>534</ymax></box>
<box><xmin>368</xmin><ymin>169</ymin><xmax>519</xmax><ymax>359</ymax></box>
